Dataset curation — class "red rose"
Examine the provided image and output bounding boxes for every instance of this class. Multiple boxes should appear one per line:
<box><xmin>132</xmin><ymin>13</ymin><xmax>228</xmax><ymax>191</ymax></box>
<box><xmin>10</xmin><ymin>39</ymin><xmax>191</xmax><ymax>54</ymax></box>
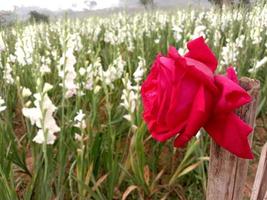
<box><xmin>141</xmin><ymin>37</ymin><xmax>253</xmax><ymax>159</ymax></box>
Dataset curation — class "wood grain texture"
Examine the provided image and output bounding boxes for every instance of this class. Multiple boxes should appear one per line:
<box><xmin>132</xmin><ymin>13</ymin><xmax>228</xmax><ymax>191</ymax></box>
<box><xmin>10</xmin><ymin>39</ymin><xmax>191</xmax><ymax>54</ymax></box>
<box><xmin>264</xmin><ymin>191</ymin><xmax>267</xmax><ymax>200</ymax></box>
<box><xmin>206</xmin><ymin>78</ymin><xmax>260</xmax><ymax>200</ymax></box>
<box><xmin>250</xmin><ymin>142</ymin><xmax>267</xmax><ymax>200</ymax></box>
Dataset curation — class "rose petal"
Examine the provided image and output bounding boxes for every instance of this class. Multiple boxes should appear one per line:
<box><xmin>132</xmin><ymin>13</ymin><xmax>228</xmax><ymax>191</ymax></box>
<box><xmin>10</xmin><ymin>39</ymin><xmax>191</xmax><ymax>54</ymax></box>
<box><xmin>214</xmin><ymin>75</ymin><xmax>251</xmax><ymax>113</ymax></box>
<box><xmin>226</xmin><ymin>67</ymin><xmax>239</xmax><ymax>84</ymax></box>
<box><xmin>205</xmin><ymin>113</ymin><xmax>253</xmax><ymax>159</ymax></box>
<box><xmin>185</xmin><ymin>37</ymin><xmax>218</xmax><ymax>72</ymax></box>
<box><xmin>174</xmin><ymin>85</ymin><xmax>211</xmax><ymax>147</ymax></box>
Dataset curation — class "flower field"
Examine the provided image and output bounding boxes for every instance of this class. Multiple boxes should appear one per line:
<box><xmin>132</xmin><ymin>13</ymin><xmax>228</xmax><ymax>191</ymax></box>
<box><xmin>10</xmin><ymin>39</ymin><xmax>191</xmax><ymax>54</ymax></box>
<box><xmin>0</xmin><ymin>2</ymin><xmax>266</xmax><ymax>199</ymax></box>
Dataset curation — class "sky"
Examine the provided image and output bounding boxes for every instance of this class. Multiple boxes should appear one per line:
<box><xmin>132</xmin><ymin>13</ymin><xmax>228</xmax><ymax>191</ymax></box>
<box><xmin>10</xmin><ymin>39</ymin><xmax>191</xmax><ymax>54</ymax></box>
<box><xmin>0</xmin><ymin>0</ymin><xmax>120</xmax><ymax>11</ymax></box>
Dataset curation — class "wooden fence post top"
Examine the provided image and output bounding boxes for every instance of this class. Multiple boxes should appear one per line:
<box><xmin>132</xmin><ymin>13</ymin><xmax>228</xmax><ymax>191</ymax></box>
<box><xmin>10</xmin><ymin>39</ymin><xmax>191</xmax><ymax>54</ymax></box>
<box><xmin>239</xmin><ymin>77</ymin><xmax>260</xmax><ymax>91</ymax></box>
<box><xmin>239</xmin><ymin>78</ymin><xmax>260</xmax><ymax>109</ymax></box>
<box><xmin>206</xmin><ymin>77</ymin><xmax>260</xmax><ymax>200</ymax></box>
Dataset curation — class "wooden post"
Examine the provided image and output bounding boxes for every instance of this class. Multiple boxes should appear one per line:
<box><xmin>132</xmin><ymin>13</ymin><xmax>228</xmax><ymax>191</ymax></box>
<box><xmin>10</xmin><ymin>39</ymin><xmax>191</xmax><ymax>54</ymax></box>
<box><xmin>206</xmin><ymin>78</ymin><xmax>260</xmax><ymax>200</ymax></box>
<box><xmin>250</xmin><ymin>142</ymin><xmax>267</xmax><ymax>200</ymax></box>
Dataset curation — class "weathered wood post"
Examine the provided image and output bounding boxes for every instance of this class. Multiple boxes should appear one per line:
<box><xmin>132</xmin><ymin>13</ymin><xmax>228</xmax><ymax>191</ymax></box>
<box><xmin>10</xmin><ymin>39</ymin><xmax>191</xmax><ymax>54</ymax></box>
<box><xmin>251</xmin><ymin>142</ymin><xmax>267</xmax><ymax>200</ymax></box>
<box><xmin>206</xmin><ymin>78</ymin><xmax>260</xmax><ymax>200</ymax></box>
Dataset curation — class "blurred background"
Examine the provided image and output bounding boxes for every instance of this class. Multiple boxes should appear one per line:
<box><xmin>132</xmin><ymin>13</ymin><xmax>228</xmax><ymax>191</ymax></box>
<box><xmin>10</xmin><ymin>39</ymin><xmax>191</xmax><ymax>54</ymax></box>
<box><xmin>0</xmin><ymin>0</ymin><xmax>251</xmax><ymax>24</ymax></box>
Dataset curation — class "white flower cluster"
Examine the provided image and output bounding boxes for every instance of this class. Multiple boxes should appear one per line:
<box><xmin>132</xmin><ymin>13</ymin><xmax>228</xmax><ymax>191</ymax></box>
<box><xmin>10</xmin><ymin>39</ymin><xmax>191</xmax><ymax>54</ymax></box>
<box><xmin>0</xmin><ymin>33</ymin><xmax>5</xmax><ymax>52</ymax></box>
<box><xmin>250</xmin><ymin>27</ymin><xmax>263</xmax><ymax>45</ymax></box>
<box><xmin>121</xmin><ymin>57</ymin><xmax>146</xmax><ymax>123</ymax></box>
<box><xmin>221</xmin><ymin>35</ymin><xmax>245</xmax><ymax>66</ymax></box>
<box><xmin>81</xmin><ymin>20</ymin><xmax>101</xmax><ymax>42</ymax></box>
<box><xmin>249</xmin><ymin>57</ymin><xmax>267</xmax><ymax>73</ymax></box>
<box><xmin>40</xmin><ymin>56</ymin><xmax>52</xmax><ymax>75</ymax></box>
<box><xmin>74</xmin><ymin>109</ymin><xmax>86</xmax><ymax>130</ymax></box>
<box><xmin>2</xmin><ymin>55</ymin><xmax>17</xmax><ymax>85</ymax></box>
<box><xmin>3</xmin><ymin>62</ymin><xmax>14</xmax><ymax>85</ymax></box>
<box><xmin>213</xmin><ymin>29</ymin><xmax>222</xmax><ymax>47</ymax></box>
<box><xmin>121</xmin><ymin>76</ymin><xmax>139</xmax><ymax>122</ymax></box>
<box><xmin>156</xmin><ymin>13</ymin><xmax>168</xmax><ymax>28</ymax></box>
<box><xmin>73</xmin><ymin>109</ymin><xmax>86</xmax><ymax>141</ymax></box>
<box><xmin>81</xmin><ymin>57</ymin><xmax>102</xmax><ymax>93</ymax></box>
<box><xmin>172</xmin><ymin>25</ymin><xmax>183</xmax><ymax>42</ymax></box>
<box><xmin>221</xmin><ymin>43</ymin><xmax>238</xmax><ymax>66</ymax></box>
<box><xmin>192</xmin><ymin>25</ymin><xmax>206</xmax><ymax>40</ymax></box>
<box><xmin>68</xmin><ymin>34</ymin><xmax>83</xmax><ymax>51</ymax></box>
<box><xmin>0</xmin><ymin>96</ymin><xmax>6</xmax><ymax>113</ymax></box>
<box><xmin>235</xmin><ymin>35</ymin><xmax>245</xmax><ymax>48</ymax></box>
<box><xmin>104</xmin><ymin>15</ymin><xmax>128</xmax><ymax>45</ymax></box>
<box><xmin>59</xmin><ymin>38</ymin><xmax>78</xmax><ymax>98</ymax></box>
<box><xmin>133</xmin><ymin>57</ymin><xmax>146</xmax><ymax>83</ymax></box>
<box><xmin>100</xmin><ymin>55</ymin><xmax>126</xmax><ymax>88</ymax></box>
<box><xmin>22</xmin><ymin>83</ymin><xmax>60</xmax><ymax>144</ymax></box>
<box><xmin>14</xmin><ymin>26</ymin><xmax>36</xmax><ymax>66</ymax></box>
<box><xmin>21</xmin><ymin>87</ymin><xmax>32</xmax><ymax>98</ymax></box>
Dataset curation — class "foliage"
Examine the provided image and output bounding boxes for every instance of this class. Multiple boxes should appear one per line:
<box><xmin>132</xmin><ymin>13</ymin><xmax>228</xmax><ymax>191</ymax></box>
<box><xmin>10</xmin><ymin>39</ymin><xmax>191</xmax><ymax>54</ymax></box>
<box><xmin>29</xmin><ymin>11</ymin><xmax>49</xmax><ymax>23</ymax></box>
<box><xmin>139</xmin><ymin>0</ymin><xmax>154</xmax><ymax>8</ymax></box>
<box><xmin>208</xmin><ymin>0</ymin><xmax>250</xmax><ymax>5</ymax></box>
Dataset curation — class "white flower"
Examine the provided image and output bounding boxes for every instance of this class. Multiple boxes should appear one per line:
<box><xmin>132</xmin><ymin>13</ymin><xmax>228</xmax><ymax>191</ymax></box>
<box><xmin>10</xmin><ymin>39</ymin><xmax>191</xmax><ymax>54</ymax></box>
<box><xmin>33</xmin><ymin>129</ymin><xmax>57</xmax><ymax>145</ymax></box>
<box><xmin>74</xmin><ymin>109</ymin><xmax>85</xmax><ymax>122</ymax></box>
<box><xmin>14</xmin><ymin>28</ymin><xmax>35</xmax><ymax>66</ymax></box>
<box><xmin>196</xmin><ymin>130</ymin><xmax>202</xmax><ymax>139</ymax></box>
<box><xmin>25</xmin><ymin>100</ymin><xmax>32</xmax><ymax>107</ymax></box>
<box><xmin>78</xmin><ymin>91</ymin><xmax>85</xmax><ymax>97</ymax></box>
<box><xmin>192</xmin><ymin>25</ymin><xmax>206</xmax><ymax>39</ymax></box>
<box><xmin>3</xmin><ymin>63</ymin><xmax>14</xmax><ymax>84</ymax></box>
<box><xmin>74</xmin><ymin>133</ymin><xmax>82</xmax><ymax>141</ymax></box>
<box><xmin>40</xmin><ymin>64</ymin><xmax>51</xmax><ymax>74</ymax></box>
<box><xmin>250</xmin><ymin>27</ymin><xmax>262</xmax><ymax>45</ymax></box>
<box><xmin>22</xmin><ymin>107</ymin><xmax>41</xmax><ymax>125</ymax></box>
<box><xmin>154</xmin><ymin>38</ymin><xmax>160</xmax><ymax>44</ymax></box>
<box><xmin>120</xmin><ymin>75</ymin><xmax>139</xmax><ymax>122</ymax></box>
<box><xmin>123</xmin><ymin>114</ymin><xmax>132</xmax><ymax>121</ymax></box>
<box><xmin>221</xmin><ymin>39</ymin><xmax>239</xmax><ymax>66</ymax></box>
<box><xmin>235</xmin><ymin>35</ymin><xmax>245</xmax><ymax>48</ymax></box>
<box><xmin>93</xmin><ymin>85</ymin><xmax>101</xmax><ymax>94</ymax></box>
<box><xmin>0</xmin><ymin>34</ymin><xmax>5</xmax><ymax>51</ymax></box>
<box><xmin>65</xmin><ymin>86</ymin><xmax>77</xmax><ymax>98</ymax></box>
<box><xmin>249</xmin><ymin>57</ymin><xmax>267</xmax><ymax>73</ymax></box>
<box><xmin>0</xmin><ymin>97</ymin><xmax>6</xmax><ymax>112</ymax></box>
<box><xmin>74</xmin><ymin>109</ymin><xmax>86</xmax><ymax>129</ymax></box>
<box><xmin>59</xmin><ymin>44</ymin><xmax>78</xmax><ymax>98</ymax></box>
<box><xmin>79</xmin><ymin>67</ymin><xmax>86</xmax><ymax>76</ymax></box>
<box><xmin>172</xmin><ymin>25</ymin><xmax>183</xmax><ymax>42</ymax></box>
<box><xmin>43</xmin><ymin>83</ymin><xmax>53</xmax><ymax>93</ymax></box>
<box><xmin>133</xmin><ymin>57</ymin><xmax>146</xmax><ymax>83</ymax></box>
<box><xmin>22</xmin><ymin>85</ymin><xmax>60</xmax><ymax>145</ymax></box>
<box><xmin>85</xmin><ymin>81</ymin><xmax>93</xmax><ymax>90</ymax></box>
<box><xmin>22</xmin><ymin>87</ymin><xmax>32</xmax><ymax>98</ymax></box>
<box><xmin>255</xmin><ymin>57</ymin><xmax>267</xmax><ymax>70</ymax></box>
<box><xmin>178</xmin><ymin>48</ymin><xmax>186</xmax><ymax>55</ymax></box>
<box><xmin>84</xmin><ymin>58</ymin><xmax>103</xmax><ymax>91</ymax></box>
<box><xmin>9</xmin><ymin>55</ymin><xmax>16</xmax><ymax>63</ymax></box>
<box><xmin>101</xmin><ymin>55</ymin><xmax>126</xmax><ymax>87</ymax></box>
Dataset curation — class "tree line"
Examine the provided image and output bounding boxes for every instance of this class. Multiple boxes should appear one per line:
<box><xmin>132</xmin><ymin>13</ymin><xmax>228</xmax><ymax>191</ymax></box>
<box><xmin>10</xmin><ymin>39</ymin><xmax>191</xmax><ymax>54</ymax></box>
<box><xmin>139</xmin><ymin>0</ymin><xmax>251</xmax><ymax>7</ymax></box>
